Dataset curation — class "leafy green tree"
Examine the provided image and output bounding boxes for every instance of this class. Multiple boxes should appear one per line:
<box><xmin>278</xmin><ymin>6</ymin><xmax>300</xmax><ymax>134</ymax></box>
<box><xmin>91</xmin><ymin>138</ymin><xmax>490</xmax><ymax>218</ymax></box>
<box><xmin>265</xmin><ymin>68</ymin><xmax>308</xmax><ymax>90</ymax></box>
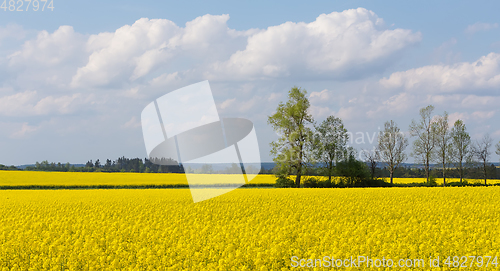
<box><xmin>313</xmin><ymin>115</ymin><xmax>349</xmax><ymax>184</ymax></box>
<box><xmin>377</xmin><ymin>120</ymin><xmax>408</xmax><ymax>184</ymax></box>
<box><xmin>268</xmin><ymin>87</ymin><xmax>314</xmax><ymax>187</ymax></box>
<box><xmin>222</xmin><ymin>163</ymin><xmax>242</xmax><ymax>174</ymax></box>
<box><xmin>198</xmin><ymin>164</ymin><xmax>214</xmax><ymax>174</ymax></box>
<box><xmin>409</xmin><ymin>105</ymin><xmax>436</xmax><ymax>184</ymax></box>
<box><xmin>335</xmin><ymin>148</ymin><xmax>371</xmax><ymax>186</ymax></box>
<box><xmin>450</xmin><ymin>119</ymin><xmax>471</xmax><ymax>184</ymax></box>
<box><xmin>85</xmin><ymin>160</ymin><xmax>93</xmax><ymax>168</ymax></box>
<box><xmin>434</xmin><ymin>112</ymin><xmax>452</xmax><ymax>186</ymax></box>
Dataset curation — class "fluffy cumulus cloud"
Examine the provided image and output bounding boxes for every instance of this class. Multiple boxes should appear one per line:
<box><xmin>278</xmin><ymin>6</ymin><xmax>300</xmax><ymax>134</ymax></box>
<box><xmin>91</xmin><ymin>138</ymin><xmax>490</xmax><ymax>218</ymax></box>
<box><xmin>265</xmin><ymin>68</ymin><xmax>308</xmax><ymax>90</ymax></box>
<box><xmin>10</xmin><ymin>122</ymin><xmax>39</xmax><ymax>138</ymax></box>
<box><xmin>0</xmin><ymin>24</ymin><xmax>25</xmax><ymax>43</ymax></box>
<box><xmin>8</xmin><ymin>26</ymin><xmax>85</xmax><ymax>67</ymax></box>
<box><xmin>207</xmin><ymin>8</ymin><xmax>421</xmax><ymax>80</ymax></box>
<box><xmin>71</xmin><ymin>18</ymin><xmax>181</xmax><ymax>87</ymax></box>
<box><xmin>380</xmin><ymin>53</ymin><xmax>500</xmax><ymax>93</ymax></box>
<box><xmin>71</xmin><ymin>15</ymin><xmax>253</xmax><ymax>88</ymax></box>
<box><xmin>6</xmin><ymin>25</ymin><xmax>87</xmax><ymax>89</ymax></box>
<box><xmin>309</xmin><ymin>89</ymin><xmax>331</xmax><ymax>104</ymax></box>
<box><xmin>0</xmin><ymin>91</ymin><xmax>93</xmax><ymax>117</ymax></box>
<box><xmin>68</xmin><ymin>8</ymin><xmax>421</xmax><ymax>87</ymax></box>
<box><xmin>465</xmin><ymin>22</ymin><xmax>498</xmax><ymax>35</ymax></box>
<box><xmin>6</xmin><ymin>9</ymin><xmax>500</xmax><ymax>164</ymax></box>
<box><xmin>0</xmin><ymin>9</ymin><xmax>421</xmax><ymax>120</ymax></box>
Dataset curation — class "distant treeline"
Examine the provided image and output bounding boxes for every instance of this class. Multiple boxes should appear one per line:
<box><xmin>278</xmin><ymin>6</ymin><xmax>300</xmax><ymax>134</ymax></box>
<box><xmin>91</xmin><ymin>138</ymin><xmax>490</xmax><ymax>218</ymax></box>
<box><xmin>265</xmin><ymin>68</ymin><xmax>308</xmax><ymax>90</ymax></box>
<box><xmin>303</xmin><ymin>164</ymin><xmax>500</xmax><ymax>180</ymax></box>
<box><xmin>0</xmin><ymin>164</ymin><xmax>18</xmax><ymax>170</ymax></box>
<box><xmin>21</xmin><ymin>157</ymin><xmax>185</xmax><ymax>173</ymax></box>
<box><xmin>20</xmin><ymin>157</ymin><xmax>269</xmax><ymax>174</ymax></box>
<box><xmin>8</xmin><ymin>158</ymin><xmax>497</xmax><ymax>180</ymax></box>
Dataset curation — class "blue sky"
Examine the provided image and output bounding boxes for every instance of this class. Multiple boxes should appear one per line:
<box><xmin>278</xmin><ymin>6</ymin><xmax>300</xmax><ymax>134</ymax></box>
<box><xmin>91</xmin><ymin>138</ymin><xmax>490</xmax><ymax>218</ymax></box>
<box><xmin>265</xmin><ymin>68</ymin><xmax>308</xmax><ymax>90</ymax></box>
<box><xmin>0</xmin><ymin>0</ymin><xmax>499</xmax><ymax>165</ymax></box>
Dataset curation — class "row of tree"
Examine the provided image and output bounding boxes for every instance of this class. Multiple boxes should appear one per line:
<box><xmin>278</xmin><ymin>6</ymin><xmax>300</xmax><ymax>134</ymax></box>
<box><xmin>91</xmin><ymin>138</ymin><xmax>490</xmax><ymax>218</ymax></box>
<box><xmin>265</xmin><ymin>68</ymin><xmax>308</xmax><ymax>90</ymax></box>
<box><xmin>268</xmin><ymin>87</ymin><xmax>500</xmax><ymax>187</ymax></box>
<box><xmin>368</xmin><ymin>105</ymin><xmax>490</xmax><ymax>185</ymax></box>
<box><xmin>25</xmin><ymin>158</ymin><xmax>257</xmax><ymax>175</ymax></box>
<box><xmin>26</xmin><ymin>157</ymin><xmax>185</xmax><ymax>173</ymax></box>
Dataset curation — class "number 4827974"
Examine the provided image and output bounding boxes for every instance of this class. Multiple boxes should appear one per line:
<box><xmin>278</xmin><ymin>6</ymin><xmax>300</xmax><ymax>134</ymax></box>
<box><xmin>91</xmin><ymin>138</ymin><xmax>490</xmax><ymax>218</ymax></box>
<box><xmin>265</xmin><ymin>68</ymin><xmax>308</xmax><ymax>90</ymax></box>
<box><xmin>1</xmin><ymin>0</ymin><xmax>54</xmax><ymax>11</ymax></box>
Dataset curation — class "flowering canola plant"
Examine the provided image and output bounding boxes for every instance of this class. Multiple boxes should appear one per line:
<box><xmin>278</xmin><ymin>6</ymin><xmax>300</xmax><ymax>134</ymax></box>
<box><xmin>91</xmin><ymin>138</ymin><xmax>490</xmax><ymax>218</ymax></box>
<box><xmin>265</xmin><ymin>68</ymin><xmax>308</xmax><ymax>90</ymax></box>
<box><xmin>0</xmin><ymin>171</ymin><xmax>276</xmax><ymax>187</ymax></box>
<box><xmin>0</xmin><ymin>187</ymin><xmax>499</xmax><ymax>270</ymax></box>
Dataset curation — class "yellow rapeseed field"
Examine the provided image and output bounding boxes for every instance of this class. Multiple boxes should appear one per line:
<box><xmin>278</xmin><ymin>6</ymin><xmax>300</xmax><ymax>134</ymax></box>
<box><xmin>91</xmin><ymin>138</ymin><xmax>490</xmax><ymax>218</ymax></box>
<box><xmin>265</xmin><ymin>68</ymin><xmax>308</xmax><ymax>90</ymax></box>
<box><xmin>0</xmin><ymin>171</ymin><xmax>276</xmax><ymax>187</ymax></box>
<box><xmin>1</xmin><ymin>187</ymin><xmax>499</xmax><ymax>270</ymax></box>
<box><xmin>1</xmin><ymin>171</ymin><xmax>498</xmax><ymax>187</ymax></box>
<box><xmin>386</xmin><ymin>177</ymin><xmax>500</xmax><ymax>185</ymax></box>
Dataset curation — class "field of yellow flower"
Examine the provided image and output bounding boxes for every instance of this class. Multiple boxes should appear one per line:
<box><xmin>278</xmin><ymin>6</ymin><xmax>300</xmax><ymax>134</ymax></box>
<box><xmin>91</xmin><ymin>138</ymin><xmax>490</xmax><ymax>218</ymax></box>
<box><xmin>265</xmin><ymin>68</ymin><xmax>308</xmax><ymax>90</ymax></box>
<box><xmin>0</xmin><ymin>171</ymin><xmax>276</xmax><ymax>187</ymax></box>
<box><xmin>386</xmin><ymin>177</ymin><xmax>500</xmax><ymax>185</ymax></box>
<box><xmin>1</xmin><ymin>171</ymin><xmax>499</xmax><ymax>188</ymax></box>
<box><xmin>1</xmin><ymin>187</ymin><xmax>499</xmax><ymax>270</ymax></box>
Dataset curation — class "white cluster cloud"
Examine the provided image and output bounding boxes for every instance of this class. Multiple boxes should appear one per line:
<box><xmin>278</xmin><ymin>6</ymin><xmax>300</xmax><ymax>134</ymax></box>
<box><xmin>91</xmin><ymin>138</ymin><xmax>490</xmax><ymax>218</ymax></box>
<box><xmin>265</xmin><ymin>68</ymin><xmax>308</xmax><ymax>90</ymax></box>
<box><xmin>380</xmin><ymin>53</ymin><xmax>500</xmax><ymax>93</ymax></box>
<box><xmin>6</xmin><ymin>26</ymin><xmax>86</xmax><ymax>89</ymax></box>
<box><xmin>10</xmin><ymin>122</ymin><xmax>39</xmax><ymax>138</ymax></box>
<box><xmin>71</xmin><ymin>15</ymin><xmax>253</xmax><ymax>88</ymax></box>
<box><xmin>0</xmin><ymin>24</ymin><xmax>25</xmax><ymax>43</ymax></box>
<box><xmin>309</xmin><ymin>89</ymin><xmax>331</xmax><ymax>104</ymax></box>
<box><xmin>0</xmin><ymin>91</ymin><xmax>90</xmax><ymax>116</ymax></box>
<box><xmin>465</xmin><ymin>22</ymin><xmax>498</xmax><ymax>35</ymax></box>
<box><xmin>68</xmin><ymin>8</ymin><xmax>421</xmax><ymax>87</ymax></box>
<box><xmin>2</xmin><ymin>9</ymin><xmax>500</xmax><ymax>164</ymax></box>
<box><xmin>208</xmin><ymin>8</ymin><xmax>421</xmax><ymax>80</ymax></box>
<box><xmin>0</xmin><ymin>9</ymin><xmax>422</xmax><ymax>121</ymax></box>
<box><xmin>8</xmin><ymin>26</ymin><xmax>85</xmax><ymax>67</ymax></box>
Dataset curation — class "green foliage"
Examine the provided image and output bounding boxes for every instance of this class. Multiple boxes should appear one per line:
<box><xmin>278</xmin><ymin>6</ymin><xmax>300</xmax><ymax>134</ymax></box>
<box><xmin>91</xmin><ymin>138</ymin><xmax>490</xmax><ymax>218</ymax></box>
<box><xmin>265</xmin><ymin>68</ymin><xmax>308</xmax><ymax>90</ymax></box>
<box><xmin>220</xmin><ymin>163</ymin><xmax>242</xmax><ymax>174</ymax></box>
<box><xmin>0</xmin><ymin>164</ymin><xmax>18</xmax><ymax>170</ymax></box>
<box><xmin>302</xmin><ymin>176</ymin><xmax>323</xmax><ymax>188</ymax></box>
<box><xmin>197</xmin><ymin>164</ymin><xmax>214</xmax><ymax>174</ymax></box>
<box><xmin>428</xmin><ymin>174</ymin><xmax>438</xmax><ymax>186</ymax></box>
<box><xmin>313</xmin><ymin>115</ymin><xmax>349</xmax><ymax>182</ymax></box>
<box><xmin>268</xmin><ymin>86</ymin><xmax>314</xmax><ymax>187</ymax></box>
<box><xmin>335</xmin><ymin>148</ymin><xmax>371</xmax><ymax>186</ymax></box>
<box><xmin>274</xmin><ymin>176</ymin><xmax>296</xmax><ymax>188</ymax></box>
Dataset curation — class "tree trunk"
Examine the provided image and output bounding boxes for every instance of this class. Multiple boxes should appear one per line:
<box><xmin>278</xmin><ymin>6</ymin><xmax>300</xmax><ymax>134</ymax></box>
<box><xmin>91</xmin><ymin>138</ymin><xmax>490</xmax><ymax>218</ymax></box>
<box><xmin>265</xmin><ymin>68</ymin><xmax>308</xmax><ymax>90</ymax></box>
<box><xmin>425</xmin><ymin>156</ymin><xmax>430</xmax><ymax>184</ymax></box>
<box><xmin>295</xmin><ymin>144</ymin><xmax>303</xmax><ymax>188</ymax></box>
<box><xmin>459</xmin><ymin>162</ymin><xmax>463</xmax><ymax>184</ymax></box>
<box><xmin>328</xmin><ymin>161</ymin><xmax>333</xmax><ymax>185</ymax></box>
<box><xmin>484</xmin><ymin>162</ymin><xmax>487</xmax><ymax>185</ymax></box>
<box><xmin>296</xmin><ymin>163</ymin><xmax>302</xmax><ymax>188</ymax></box>
<box><xmin>390</xmin><ymin>171</ymin><xmax>393</xmax><ymax>184</ymax></box>
<box><xmin>442</xmin><ymin>157</ymin><xmax>446</xmax><ymax>187</ymax></box>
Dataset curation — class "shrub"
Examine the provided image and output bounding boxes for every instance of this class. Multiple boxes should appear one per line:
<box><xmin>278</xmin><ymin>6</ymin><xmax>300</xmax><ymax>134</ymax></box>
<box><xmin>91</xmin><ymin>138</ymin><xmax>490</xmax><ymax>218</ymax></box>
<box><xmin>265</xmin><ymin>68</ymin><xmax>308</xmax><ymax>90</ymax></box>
<box><xmin>275</xmin><ymin>176</ymin><xmax>295</xmax><ymax>188</ymax></box>
<box><xmin>303</xmin><ymin>176</ymin><xmax>321</xmax><ymax>188</ymax></box>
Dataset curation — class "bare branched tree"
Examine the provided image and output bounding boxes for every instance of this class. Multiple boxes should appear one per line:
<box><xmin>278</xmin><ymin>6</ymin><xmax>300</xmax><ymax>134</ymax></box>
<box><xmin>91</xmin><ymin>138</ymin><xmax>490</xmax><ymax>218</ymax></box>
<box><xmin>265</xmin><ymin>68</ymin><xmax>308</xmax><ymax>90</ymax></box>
<box><xmin>450</xmin><ymin>120</ymin><xmax>471</xmax><ymax>184</ymax></box>
<box><xmin>361</xmin><ymin>147</ymin><xmax>379</xmax><ymax>180</ymax></box>
<box><xmin>409</xmin><ymin>105</ymin><xmax>436</xmax><ymax>184</ymax></box>
<box><xmin>377</xmin><ymin>120</ymin><xmax>408</xmax><ymax>184</ymax></box>
<box><xmin>434</xmin><ymin>112</ymin><xmax>452</xmax><ymax>186</ymax></box>
<box><xmin>471</xmin><ymin>134</ymin><xmax>493</xmax><ymax>185</ymax></box>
